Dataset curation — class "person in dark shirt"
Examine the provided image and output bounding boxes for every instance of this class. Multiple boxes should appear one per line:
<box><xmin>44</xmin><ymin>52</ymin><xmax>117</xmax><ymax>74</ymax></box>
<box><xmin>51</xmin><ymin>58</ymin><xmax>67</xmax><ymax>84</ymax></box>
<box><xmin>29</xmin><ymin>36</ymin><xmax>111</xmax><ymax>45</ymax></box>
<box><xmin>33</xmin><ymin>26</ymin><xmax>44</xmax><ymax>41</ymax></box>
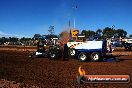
<box><xmin>63</xmin><ymin>44</ymin><xmax>69</xmax><ymax>60</ymax></box>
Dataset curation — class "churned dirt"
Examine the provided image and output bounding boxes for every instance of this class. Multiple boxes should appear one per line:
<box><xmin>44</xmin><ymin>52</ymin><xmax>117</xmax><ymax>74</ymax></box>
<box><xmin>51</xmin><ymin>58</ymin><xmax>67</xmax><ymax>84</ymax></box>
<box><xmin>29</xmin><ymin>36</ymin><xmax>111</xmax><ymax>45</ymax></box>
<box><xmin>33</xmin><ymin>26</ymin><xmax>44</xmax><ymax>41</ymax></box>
<box><xmin>0</xmin><ymin>47</ymin><xmax>132</xmax><ymax>88</ymax></box>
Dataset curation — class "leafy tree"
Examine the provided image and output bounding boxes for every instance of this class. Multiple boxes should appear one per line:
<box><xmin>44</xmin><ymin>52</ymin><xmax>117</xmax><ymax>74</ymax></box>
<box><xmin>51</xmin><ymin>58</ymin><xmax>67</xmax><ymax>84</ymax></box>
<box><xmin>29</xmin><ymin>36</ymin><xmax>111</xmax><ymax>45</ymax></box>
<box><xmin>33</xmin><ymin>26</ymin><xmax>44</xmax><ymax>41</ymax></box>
<box><xmin>115</xmin><ymin>29</ymin><xmax>127</xmax><ymax>38</ymax></box>
<box><xmin>46</xmin><ymin>34</ymin><xmax>58</xmax><ymax>39</ymax></box>
<box><xmin>96</xmin><ymin>29</ymin><xmax>102</xmax><ymax>39</ymax></box>
<box><xmin>20</xmin><ymin>37</ymin><xmax>32</xmax><ymax>45</ymax></box>
<box><xmin>1</xmin><ymin>37</ymin><xmax>6</xmax><ymax>44</ymax></box>
<box><xmin>81</xmin><ymin>30</ymin><xmax>88</xmax><ymax>38</ymax></box>
<box><xmin>81</xmin><ymin>30</ymin><xmax>95</xmax><ymax>39</ymax></box>
<box><xmin>103</xmin><ymin>27</ymin><xmax>115</xmax><ymax>38</ymax></box>
<box><xmin>0</xmin><ymin>37</ymin><xmax>19</xmax><ymax>44</ymax></box>
<box><xmin>0</xmin><ymin>37</ymin><xmax>10</xmax><ymax>43</ymax></box>
<box><xmin>20</xmin><ymin>37</ymin><xmax>31</xmax><ymax>42</ymax></box>
<box><xmin>48</xmin><ymin>26</ymin><xmax>54</xmax><ymax>35</ymax></box>
<box><xmin>33</xmin><ymin>34</ymin><xmax>41</xmax><ymax>40</ymax></box>
<box><xmin>87</xmin><ymin>30</ymin><xmax>95</xmax><ymax>38</ymax></box>
<box><xmin>10</xmin><ymin>37</ymin><xmax>18</xmax><ymax>42</ymax></box>
<box><xmin>96</xmin><ymin>29</ymin><xmax>102</xmax><ymax>35</ymax></box>
<box><xmin>20</xmin><ymin>37</ymin><xmax>26</xmax><ymax>42</ymax></box>
<box><xmin>129</xmin><ymin>34</ymin><xmax>132</xmax><ymax>38</ymax></box>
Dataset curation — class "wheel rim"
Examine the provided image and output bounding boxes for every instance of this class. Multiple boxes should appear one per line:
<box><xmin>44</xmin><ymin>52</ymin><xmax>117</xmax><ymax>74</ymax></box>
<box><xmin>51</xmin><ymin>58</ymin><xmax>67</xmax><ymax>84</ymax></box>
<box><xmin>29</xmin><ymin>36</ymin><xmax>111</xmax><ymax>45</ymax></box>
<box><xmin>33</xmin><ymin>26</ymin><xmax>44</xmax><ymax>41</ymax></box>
<box><xmin>80</xmin><ymin>54</ymin><xmax>86</xmax><ymax>61</ymax></box>
<box><xmin>50</xmin><ymin>53</ymin><xmax>55</xmax><ymax>58</ymax></box>
<box><xmin>70</xmin><ymin>49</ymin><xmax>75</xmax><ymax>56</ymax></box>
<box><xmin>93</xmin><ymin>54</ymin><xmax>99</xmax><ymax>61</ymax></box>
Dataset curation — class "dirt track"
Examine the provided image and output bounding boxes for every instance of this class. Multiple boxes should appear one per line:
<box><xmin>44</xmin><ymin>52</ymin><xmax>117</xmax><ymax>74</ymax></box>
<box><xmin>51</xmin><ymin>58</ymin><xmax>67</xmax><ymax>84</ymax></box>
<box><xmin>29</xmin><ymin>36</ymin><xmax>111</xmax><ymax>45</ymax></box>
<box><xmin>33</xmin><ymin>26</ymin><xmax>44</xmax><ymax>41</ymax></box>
<box><xmin>0</xmin><ymin>47</ymin><xmax>132</xmax><ymax>88</ymax></box>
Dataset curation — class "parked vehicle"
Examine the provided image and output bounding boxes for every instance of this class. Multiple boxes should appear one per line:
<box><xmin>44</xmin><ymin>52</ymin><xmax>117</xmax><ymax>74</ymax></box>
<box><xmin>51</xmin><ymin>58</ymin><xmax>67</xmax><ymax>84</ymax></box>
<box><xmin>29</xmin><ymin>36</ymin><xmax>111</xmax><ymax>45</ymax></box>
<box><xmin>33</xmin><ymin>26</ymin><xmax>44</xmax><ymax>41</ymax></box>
<box><xmin>121</xmin><ymin>38</ymin><xmax>132</xmax><ymax>50</ymax></box>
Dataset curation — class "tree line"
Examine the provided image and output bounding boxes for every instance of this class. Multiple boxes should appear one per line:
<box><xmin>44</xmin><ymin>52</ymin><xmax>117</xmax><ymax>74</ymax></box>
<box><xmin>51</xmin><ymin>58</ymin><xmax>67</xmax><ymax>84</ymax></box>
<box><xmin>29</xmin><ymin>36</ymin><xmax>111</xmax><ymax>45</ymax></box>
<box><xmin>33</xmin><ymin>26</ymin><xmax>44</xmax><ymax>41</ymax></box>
<box><xmin>81</xmin><ymin>27</ymin><xmax>129</xmax><ymax>39</ymax></box>
<box><xmin>0</xmin><ymin>26</ymin><xmax>132</xmax><ymax>45</ymax></box>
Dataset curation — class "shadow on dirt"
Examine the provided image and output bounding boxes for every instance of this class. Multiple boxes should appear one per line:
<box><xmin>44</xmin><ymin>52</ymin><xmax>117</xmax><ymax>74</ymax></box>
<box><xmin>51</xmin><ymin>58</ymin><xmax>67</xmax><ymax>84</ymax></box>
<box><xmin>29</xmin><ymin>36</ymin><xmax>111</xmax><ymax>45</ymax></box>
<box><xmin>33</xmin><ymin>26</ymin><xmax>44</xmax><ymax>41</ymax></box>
<box><xmin>119</xmin><ymin>59</ymin><xmax>132</xmax><ymax>61</ymax></box>
<box><xmin>103</xmin><ymin>54</ymin><xmax>131</xmax><ymax>62</ymax></box>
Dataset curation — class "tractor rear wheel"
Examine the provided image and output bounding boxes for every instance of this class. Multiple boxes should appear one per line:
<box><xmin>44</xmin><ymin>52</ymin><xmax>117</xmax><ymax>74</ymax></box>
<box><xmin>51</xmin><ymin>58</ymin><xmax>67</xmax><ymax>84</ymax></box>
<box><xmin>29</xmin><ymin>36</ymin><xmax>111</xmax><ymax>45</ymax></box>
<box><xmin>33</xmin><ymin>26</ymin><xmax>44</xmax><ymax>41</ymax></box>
<box><xmin>48</xmin><ymin>51</ymin><xmax>57</xmax><ymax>59</ymax></box>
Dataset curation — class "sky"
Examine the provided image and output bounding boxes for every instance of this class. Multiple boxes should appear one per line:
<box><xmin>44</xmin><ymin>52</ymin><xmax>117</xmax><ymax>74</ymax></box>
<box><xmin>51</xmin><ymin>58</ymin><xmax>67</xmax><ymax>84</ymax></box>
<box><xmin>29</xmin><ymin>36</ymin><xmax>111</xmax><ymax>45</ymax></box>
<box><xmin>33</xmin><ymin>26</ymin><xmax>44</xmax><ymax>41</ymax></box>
<box><xmin>0</xmin><ymin>0</ymin><xmax>132</xmax><ymax>38</ymax></box>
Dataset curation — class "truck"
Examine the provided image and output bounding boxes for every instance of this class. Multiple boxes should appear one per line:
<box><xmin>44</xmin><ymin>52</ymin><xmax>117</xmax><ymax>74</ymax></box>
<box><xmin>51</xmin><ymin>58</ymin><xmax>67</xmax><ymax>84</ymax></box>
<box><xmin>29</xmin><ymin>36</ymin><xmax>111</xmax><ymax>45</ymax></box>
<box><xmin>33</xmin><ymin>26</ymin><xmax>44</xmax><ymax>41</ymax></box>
<box><xmin>121</xmin><ymin>38</ymin><xmax>132</xmax><ymax>50</ymax></box>
<box><xmin>67</xmin><ymin>39</ymin><xmax>111</xmax><ymax>62</ymax></box>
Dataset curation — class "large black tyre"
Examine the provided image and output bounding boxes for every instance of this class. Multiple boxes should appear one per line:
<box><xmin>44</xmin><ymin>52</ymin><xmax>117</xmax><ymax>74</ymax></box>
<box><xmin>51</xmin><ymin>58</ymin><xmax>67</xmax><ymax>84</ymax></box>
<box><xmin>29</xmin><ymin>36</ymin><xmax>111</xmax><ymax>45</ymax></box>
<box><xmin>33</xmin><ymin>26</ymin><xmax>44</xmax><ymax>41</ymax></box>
<box><xmin>48</xmin><ymin>45</ymin><xmax>62</xmax><ymax>59</ymax></box>
<box><xmin>90</xmin><ymin>52</ymin><xmax>100</xmax><ymax>62</ymax></box>
<box><xmin>128</xmin><ymin>46</ymin><xmax>132</xmax><ymax>51</ymax></box>
<box><xmin>78</xmin><ymin>52</ymin><xmax>87</xmax><ymax>62</ymax></box>
<box><xmin>48</xmin><ymin>51</ymin><xmax>57</xmax><ymax>59</ymax></box>
<box><xmin>68</xmin><ymin>48</ymin><xmax>76</xmax><ymax>56</ymax></box>
<box><xmin>48</xmin><ymin>46</ymin><xmax>57</xmax><ymax>59</ymax></box>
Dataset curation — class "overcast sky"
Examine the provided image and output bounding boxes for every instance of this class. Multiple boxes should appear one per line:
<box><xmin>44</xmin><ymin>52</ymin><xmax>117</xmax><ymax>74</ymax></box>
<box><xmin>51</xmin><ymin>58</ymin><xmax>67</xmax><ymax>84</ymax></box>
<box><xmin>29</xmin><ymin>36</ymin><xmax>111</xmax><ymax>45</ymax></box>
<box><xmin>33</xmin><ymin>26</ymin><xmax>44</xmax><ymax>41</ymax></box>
<box><xmin>0</xmin><ymin>0</ymin><xmax>132</xmax><ymax>38</ymax></box>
